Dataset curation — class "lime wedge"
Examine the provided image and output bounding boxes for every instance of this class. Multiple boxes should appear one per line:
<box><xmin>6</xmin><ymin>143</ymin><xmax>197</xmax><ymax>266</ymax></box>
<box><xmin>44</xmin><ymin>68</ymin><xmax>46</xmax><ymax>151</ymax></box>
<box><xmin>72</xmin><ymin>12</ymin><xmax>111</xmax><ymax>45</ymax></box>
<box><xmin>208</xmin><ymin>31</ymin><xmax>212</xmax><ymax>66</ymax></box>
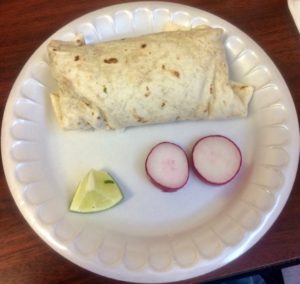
<box><xmin>70</xmin><ymin>170</ymin><xmax>123</xmax><ymax>213</ymax></box>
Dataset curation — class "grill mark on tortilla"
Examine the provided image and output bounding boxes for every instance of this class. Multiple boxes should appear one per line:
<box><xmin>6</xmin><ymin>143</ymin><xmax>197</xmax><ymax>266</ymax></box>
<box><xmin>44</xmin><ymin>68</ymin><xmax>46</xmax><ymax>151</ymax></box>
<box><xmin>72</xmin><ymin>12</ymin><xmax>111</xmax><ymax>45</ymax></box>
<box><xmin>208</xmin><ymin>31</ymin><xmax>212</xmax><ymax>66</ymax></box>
<box><xmin>74</xmin><ymin>55</ymin><xmax>80</xmax><ymax>61</ymax></box>
<box><xmin>141</xmin><ymin>43</ymin><xmax>147</xmax><ymax>48</ymax></box>
<box><xmin>104</xmin><ymin>58</ymin><xmax>118</xmax><ymax>64</ymax></box>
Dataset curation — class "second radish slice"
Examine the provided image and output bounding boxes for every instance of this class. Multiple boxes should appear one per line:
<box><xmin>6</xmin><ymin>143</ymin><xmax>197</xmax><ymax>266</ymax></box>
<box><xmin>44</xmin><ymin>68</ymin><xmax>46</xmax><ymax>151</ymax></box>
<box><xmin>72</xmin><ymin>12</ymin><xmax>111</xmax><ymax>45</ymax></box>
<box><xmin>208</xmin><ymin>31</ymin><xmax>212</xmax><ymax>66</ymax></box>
<box><xmin>145</xmin><ymin>142</ymin><xmax>189</xmax><ymax>192</ymax></box>
<box><xmin>192</xmin><ymin>135</ymin><xmax>242</xmax><ymax>185</ymax></box>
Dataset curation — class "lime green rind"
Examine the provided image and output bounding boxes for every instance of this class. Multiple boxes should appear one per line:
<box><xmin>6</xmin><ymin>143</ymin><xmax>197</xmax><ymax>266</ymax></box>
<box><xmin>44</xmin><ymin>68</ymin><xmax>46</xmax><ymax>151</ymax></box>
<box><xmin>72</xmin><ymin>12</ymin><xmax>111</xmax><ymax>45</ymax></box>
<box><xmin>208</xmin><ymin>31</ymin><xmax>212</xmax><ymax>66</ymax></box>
<box><xmin>69</xmin><ymin>196</ymin><xmax>123</xmax><ymax>213</ymax></box>
<box><xmin>69</xmin><ymin>170</ymin><xmax>123</xmax><ymax>213</ymax></box>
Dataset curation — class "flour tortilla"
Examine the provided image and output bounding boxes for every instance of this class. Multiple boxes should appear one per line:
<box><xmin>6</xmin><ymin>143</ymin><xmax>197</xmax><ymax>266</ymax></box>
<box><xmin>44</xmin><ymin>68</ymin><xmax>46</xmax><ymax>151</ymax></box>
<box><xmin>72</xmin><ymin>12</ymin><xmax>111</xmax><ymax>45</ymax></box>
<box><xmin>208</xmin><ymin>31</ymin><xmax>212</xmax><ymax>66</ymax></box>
<box><xmin>47</xmin><ymin>27</ymin><xmax>253</xmax><ymax>130</ymax></box>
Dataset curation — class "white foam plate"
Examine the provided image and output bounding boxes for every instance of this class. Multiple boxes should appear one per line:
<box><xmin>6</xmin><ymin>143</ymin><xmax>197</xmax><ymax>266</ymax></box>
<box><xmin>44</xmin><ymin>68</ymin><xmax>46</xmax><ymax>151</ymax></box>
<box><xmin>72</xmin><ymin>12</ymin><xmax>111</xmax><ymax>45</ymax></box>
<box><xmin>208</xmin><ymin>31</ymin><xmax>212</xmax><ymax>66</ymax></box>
<box><xmin>1</xmin><ymin>2</ymin><xmax>299</xmax><ymax>283</ymax></box>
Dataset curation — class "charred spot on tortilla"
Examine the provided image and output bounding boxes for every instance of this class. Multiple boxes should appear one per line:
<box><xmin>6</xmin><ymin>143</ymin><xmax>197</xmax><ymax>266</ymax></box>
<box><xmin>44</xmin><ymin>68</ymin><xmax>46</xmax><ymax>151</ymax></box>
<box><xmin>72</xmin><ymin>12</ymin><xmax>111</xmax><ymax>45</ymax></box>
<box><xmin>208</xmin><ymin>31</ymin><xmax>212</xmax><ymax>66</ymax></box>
<box><xmin>144</xmin><ymin>86</ymin><xmax>151</xmax><ymax>97</ymax></box>
<box><xmin>76</xmin><ymin>39</ymin><xmax>83</xmax><ymax>45</ymax></box>
<box><xmin>103</xmin><ymin>85</ymin><xmax>107</xmax><ymax>94</ymax></box>
<box><xmin>170</xmin><ymin>70</ymin><xmax>180</xmax><ymax>78</ymax></box>
<box><xmin>161</xmin><ymin>101</ymin><xmax>166</xmax><ymax>108</ymax></box>
<box><xmin>135</xmin><ymin>115</ymin><xmax>147</xmax><ymax>123</ymax></box>
<box><xmin>132</xmin><ymin>110</ymin><xmax>147</xmax><ymax>123</ymax></box>
<box><xmin>104</xmin><ymin>58</ymin><xmax>118</xmax><ymax>64</ymax></box>
<box><xmin>161</xmin><ymin>65</ymin><xmax>180</xmax><ymax>78</ymax></box>
<box><xmin>74</xmin><ymin>55</ymin><xmax>80</xmax><ymax>61</ymax></box>
<box><xmin>141</xmin><ymin>43</ymin><xmax>147</xmax><ymax>48</ymax></box>
<box><xmin>139</xmin><ymin>117</ymin><xmax>147</xmax><ymax>123</ymax></box>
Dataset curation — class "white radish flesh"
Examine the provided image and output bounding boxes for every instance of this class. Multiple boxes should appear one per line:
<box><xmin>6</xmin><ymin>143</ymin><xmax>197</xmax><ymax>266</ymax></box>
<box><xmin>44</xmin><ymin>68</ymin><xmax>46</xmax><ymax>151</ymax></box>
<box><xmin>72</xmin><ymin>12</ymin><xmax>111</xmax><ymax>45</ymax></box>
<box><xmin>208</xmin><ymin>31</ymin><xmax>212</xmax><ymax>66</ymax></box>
<box><xmin>192</xmin><ymin>135</ymin><xmax>242</xmax><ymax>185</ymax></box>
<box><xmin>145</xmin><ymin>142</ymin><xmax>189</xmax><ymax>192</ymax></box>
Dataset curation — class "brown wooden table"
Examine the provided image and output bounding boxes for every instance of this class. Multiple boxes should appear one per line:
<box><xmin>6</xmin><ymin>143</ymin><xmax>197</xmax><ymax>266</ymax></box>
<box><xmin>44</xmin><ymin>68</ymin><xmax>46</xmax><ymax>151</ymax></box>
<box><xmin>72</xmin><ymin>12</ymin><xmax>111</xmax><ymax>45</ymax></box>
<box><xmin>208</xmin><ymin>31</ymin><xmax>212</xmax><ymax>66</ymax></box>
<box><xmin>1</xmin><ymin>1</ymin><xmax>299</xmax><ymax>283</ymax></box>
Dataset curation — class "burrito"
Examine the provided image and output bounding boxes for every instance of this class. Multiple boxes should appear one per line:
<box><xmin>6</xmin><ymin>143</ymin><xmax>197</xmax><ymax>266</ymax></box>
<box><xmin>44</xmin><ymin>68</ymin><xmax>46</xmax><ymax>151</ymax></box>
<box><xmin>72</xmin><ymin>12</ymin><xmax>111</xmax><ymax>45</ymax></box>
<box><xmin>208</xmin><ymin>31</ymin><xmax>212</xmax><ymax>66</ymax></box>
<box><xmin>47</xmin><ymin>27</ymin><xmax>253</xmax><ymax>130</ymax></box>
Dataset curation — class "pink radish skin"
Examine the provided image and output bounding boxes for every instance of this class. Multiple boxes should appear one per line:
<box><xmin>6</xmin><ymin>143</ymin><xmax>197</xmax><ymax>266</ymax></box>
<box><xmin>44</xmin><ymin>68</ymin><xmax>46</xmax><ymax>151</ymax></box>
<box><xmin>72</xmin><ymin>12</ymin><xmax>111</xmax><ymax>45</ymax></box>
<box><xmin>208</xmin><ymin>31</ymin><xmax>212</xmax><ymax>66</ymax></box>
<box><xmin>145</xmin><ymin>142</ymin><xmax>189</xmax><ymax>192</ymax></box>
<box><xmin>191</xmin><ymin>135</ymin><xmax>242</xmax><ymax>185</ymax></box>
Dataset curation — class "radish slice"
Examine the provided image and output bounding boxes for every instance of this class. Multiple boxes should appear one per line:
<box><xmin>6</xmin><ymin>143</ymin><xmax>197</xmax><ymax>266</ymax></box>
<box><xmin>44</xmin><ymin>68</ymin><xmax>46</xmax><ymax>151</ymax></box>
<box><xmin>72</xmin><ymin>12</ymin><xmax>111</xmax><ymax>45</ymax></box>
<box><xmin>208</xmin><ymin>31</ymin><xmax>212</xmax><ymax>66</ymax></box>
<box><xmin>145</xmin><ymin>142</ymin><xmax>189</xmax><ymax>192</ymax></box>
<box><xmin>192</xmin><ymin>135</ymin><xmax>242</xmax><ymax>185</ymax></box>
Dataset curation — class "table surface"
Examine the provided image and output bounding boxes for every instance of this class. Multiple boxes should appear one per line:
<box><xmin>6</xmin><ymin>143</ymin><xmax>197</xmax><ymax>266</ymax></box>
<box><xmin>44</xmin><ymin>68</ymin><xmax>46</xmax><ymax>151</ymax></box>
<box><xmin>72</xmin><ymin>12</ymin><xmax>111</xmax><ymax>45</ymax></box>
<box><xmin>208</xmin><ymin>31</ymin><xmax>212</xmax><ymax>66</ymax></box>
<box><xmin>1</xmin><ymin>0</ymin><xmax>299</xmax><ymax>283</ymax></box>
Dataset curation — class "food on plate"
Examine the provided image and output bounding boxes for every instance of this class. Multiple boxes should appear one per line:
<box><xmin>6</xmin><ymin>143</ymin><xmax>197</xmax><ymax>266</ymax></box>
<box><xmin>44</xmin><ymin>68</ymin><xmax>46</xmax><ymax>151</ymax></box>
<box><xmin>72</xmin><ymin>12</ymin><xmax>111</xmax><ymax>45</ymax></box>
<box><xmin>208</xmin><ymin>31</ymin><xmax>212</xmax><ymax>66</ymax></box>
<box><xmin>145</xmin><ymin>142</ymin><xmax>189</xmax><ymax>192</ymax></box>
<box><xmin>191</xmin><ymin>135</ymin><xmax>242</xmax><ymax>185</ymax></box>
<box><xmin>69</xmin><ymin>169</ymin><xmax>123</xmax><ymax>213</ymax></box>
<box><xmin>47</xmin><ymin>26</ymin><xmax>254</xmax><ymax>130</ymax></box>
